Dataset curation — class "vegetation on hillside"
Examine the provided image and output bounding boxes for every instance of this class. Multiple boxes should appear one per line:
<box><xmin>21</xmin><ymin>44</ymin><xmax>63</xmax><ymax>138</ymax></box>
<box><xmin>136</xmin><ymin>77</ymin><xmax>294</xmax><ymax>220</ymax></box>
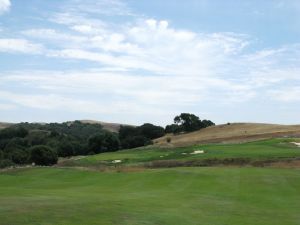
<box><xmin>0</xmin><ymin>121</ymin><xmax>165</xmax><ymax>167</ymax></box>
<box><xmin>0</xmin><ymin>114</ymin><xmax>215</xmax><ymax>167</ymax></box>
<box><xmin>165</xmin><ymin>113</ymin><xmax>215</xmax><ymax>133</ymax></box>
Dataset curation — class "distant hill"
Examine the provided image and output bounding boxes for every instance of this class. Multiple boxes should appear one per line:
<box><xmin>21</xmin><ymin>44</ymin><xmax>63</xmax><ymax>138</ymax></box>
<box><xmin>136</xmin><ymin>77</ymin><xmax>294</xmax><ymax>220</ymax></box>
<box><xmin>0</xmin><ymin>120</ymin><xmax>134</xmax><ymax>133</ymax></box>
<box><xmin>77</xmin><ymin>120</ymin><xmax>135</xmax><ymax>133</ymax></box>
<box><xmin>0</xmin><ymin>122</ymin><xmax>14</xmax><ymax>129</ymax></box>
<box><xmin>153</xmin><ymin>123</ymin><xmax>300</xmax><ymax>147</ymax></box>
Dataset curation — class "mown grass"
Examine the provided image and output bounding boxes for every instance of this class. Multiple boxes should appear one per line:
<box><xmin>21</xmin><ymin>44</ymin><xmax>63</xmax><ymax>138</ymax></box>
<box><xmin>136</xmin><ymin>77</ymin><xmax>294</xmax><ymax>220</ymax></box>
<box><xmin>0</xmin><ymin>167</ymin><xmax>300</xmax><ymax>225</ymax></box>
<box><xmin>62</xmin><ymin>138</ymin><xmax>300</xmax><ymax>167</ymax></box>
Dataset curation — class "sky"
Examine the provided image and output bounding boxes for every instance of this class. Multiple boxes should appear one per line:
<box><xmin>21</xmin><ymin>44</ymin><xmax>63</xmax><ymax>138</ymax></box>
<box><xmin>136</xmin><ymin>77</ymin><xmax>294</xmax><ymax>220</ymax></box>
<box><xmin>0</xmin><ymin>0</ymin><xmax>299</xmax><ymax>126</ymax></box>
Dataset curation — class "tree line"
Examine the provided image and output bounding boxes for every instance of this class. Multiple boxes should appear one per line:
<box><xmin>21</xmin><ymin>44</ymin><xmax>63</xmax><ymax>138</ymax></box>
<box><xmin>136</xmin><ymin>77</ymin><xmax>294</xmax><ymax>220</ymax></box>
<box><xmin>0</xmin><ymin>113</ymin><xmax>214</xmax><ymax>167</ymax></box>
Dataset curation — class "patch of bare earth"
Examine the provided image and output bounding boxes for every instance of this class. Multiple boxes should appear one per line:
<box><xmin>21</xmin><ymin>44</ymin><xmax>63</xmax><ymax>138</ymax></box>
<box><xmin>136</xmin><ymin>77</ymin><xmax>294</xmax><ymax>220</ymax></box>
<box><xmin>266</xmin><ymin>159</ymin><xmax>300</xmax><ymax>168</ymax></box>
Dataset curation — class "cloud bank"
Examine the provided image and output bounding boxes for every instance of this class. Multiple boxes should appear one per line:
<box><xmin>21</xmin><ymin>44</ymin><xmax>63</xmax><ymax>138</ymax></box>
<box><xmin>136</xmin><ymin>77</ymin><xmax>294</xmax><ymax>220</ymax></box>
<box><xmin>0</xmin><ymin>0</ymin><xmax>300</xmax><ymax>124</ymax></box>
<box><xmin>0</xmin><ymin>0</ymin><xmax>10</xmax><ymax>14</ymax></box>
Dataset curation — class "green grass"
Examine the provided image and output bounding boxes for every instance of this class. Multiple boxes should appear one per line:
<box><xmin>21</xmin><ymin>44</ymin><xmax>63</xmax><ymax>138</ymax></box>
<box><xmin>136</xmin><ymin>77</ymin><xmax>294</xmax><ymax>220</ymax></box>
<box><xmin>1</xmin><ymin>167</ymin><xmax>300</xmax><ymax>225</ymax></box>
<box><xmin>66</xmin><ymin>138</ymin><xmax>300</xmax><ymax>167</ymax></box>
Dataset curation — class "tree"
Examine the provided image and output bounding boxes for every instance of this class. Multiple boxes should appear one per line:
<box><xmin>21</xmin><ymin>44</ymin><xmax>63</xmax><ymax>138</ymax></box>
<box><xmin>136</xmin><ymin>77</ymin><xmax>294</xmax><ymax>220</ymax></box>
<box><xmin>138</xmin><ymin>123</ymin><xmax>165</xmax><ymax>139</ymax></box>
<box><xmin>174</xmin><ymin>113</ymin><xmax>202</xmax><ymax>132</ymax></box>
<box><xmin>88</xmin><ymin>131</ymin><xmax>120</xmax><ymax>154</ymax></box>
<box><xmin>57</xmin><ymin>141</ymin><xmax>74</xmax><ymax>157</ymax></box>
<box><xmin>121</xmin><ymin>135</ymin><xmax>152</xmax><ymax>149</ymax></box>
<box><xmin>30</xmin><ymin>145</ymin><xmax>58</xmax><ymax>166</ymax></box>
<box><xmin>119</xmin><ymin>126</ymin><xmax>138</xmax><ymax>139</ymax></box>
<box><xmin>202</xmin><ymin>119</ymin><xmax>215</xmax><ymax>127</ymax></box>
<box><xmin>165</xmin><ymin>124</ymin><xmax>181</xmax><ymax>134</ymax></box>
<box><xmin>166</xmin><ymin>113</ymin><xmax>215</xmax><ymax>134</ymax></box>
<box><xmin>0</xmin><ymin>126</ymin><xmax>28</xmax><ymax>140</ymax></box>
<box><xmin>10</xmin><ymin>148</ymin><xmax>30</xmax><ymax>164</ymax></box>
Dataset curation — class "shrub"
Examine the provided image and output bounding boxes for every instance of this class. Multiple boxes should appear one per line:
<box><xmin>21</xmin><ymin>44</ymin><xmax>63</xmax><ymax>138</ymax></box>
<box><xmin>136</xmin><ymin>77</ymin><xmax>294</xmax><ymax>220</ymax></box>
<box><xmin>138</xmin><ymin>123</ymin><xmax>165</xmax><ymax>139</ymax></box>
<box><xmin>10</xmin><ymin>148</ymin><xmax>30</xmax><ymax>164</ymax></box>
<box><xmin>166</xmin><ymin>137</ymin><xmax>171</xmax><ymax>143</ymax></box>
<box><xmin>30</xmin><ymin>145</ymin><xmax>58</xmax><ymax>166</ymax></box>
<box><xmin>121</xmin><ymin>135</ymin><xmax>152</xmax><ymax>149</ymax></box>
<box><xmin>57</xmin><ymin>141</ymin><xmax>74</xmax><ymax>157</ymax></box>
<box><xmin>0</xmin><ymin>159</ymin><xmax>14</xmax><ymax>168</ymax></box>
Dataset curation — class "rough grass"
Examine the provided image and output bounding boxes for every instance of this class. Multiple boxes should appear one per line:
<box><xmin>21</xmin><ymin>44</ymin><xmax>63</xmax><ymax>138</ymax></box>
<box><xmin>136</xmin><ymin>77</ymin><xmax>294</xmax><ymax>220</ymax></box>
<box><xmin>0</xmin><ymin>167</ymin><xmax>300</xmax><ymax>225</ymax></box>
<box><xmin>154</xmin><ymin>123</ymin><xmax>300</xmax><ymax>147</ymax></box>
<box><xmin>59</xmin><ymin>138</ymin><xmax>300</xmax><ymax>168</ymax></box>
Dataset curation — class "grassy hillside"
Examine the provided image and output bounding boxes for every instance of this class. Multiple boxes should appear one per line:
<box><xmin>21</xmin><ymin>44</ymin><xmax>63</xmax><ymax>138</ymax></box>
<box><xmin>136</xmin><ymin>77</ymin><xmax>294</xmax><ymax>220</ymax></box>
<box><xmin>1</xmin><ymin>167</ymin><xmax>300</xmax><ymax>225</ymax></box>
<box><xmin>154</xmin><ymin>123</ymin><xmax>300</xmax><ymax>147</ymax></box>
<box><xmin>78</xmin><ymin>120</ymin><xmax>135</xmax><ymax>133</ymax></box>
<box><xmin>59</xmin><ymin>138</ymin><xmax>300</xmax><ymax>168</ymax></box>
<box><xmin>0</xmin><ymin>122</ymin><xmax>14</xmax><ymax>129</ymax></box>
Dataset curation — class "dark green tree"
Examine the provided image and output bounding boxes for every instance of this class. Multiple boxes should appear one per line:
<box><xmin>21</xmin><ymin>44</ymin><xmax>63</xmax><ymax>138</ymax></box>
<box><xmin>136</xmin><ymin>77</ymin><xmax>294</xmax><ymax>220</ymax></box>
<box><xmin>138</xmin><ymin>123</ymin><xmax>165</xmax><ymax>139</ymax></box>
<box><xmin>30</xmin><ymin>145</ymin><xmax>58</xmax><ymax>166</ymax></box>
<box><xmin>174</xmin><ymin>113</ymin><xmax>202</xmax><ymax>132</ymax></box>
<box><xmin>88</xmin><ymin>131</ymin><xmax>120</xmax><ymax>154</ymax></box>
<box><xmin>57</xmin><ymin>142</ymin><xmax>74</xmax><ymax>157</ymax></box>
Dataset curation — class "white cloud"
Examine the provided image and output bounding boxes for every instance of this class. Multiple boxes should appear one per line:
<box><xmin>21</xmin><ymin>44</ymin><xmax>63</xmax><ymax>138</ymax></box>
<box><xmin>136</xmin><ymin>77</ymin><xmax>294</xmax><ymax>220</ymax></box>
<box><xmin>71</xmin><ymin>25</ymin><xmax>93</xmax><ymax>33</ymax></box>
<box><xmin>0</xmin><ymin>39</ymin><xmax>43</xmax><ymax>54</ymax></box>
<box><xmin>1</xmin><ymin>0</ymin><xmax>300</xmax><ymax>124</ymax></box>
<box><xmin>33</xmin><ymin>19</ymin><xmax>248</xmax><ymax>77</ymax></box>
<box><xmin>0</xmin><ymin>103</ymin><xmax>16</xmax><ymax>110</ymax></box>
<box><xmin>269</xmin><ymin>87</ymin><xmax>300</xmax><ymax>102</ymax></box>
<box><xmin>64</xmin><ymin>0</ymin><xmax>134</xmax><ymax>16</ymax></box>
<box><xmin>0</xmin><ymin>0</ymin><xmax>10</xmax><ymax>15</ymax></box>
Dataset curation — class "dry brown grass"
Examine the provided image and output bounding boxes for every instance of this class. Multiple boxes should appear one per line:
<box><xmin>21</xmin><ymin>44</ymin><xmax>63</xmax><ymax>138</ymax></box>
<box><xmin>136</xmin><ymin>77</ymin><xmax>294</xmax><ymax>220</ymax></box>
<box><xmin>153</xmin><ymin>123</ymin><xmax>300</xmax><ymax>147</ymax></box>
<box><xmin>79</xmin><ymin>120</ymin><xmax>135</xmax><ymax>133</ymax></box>
<box><xmin>0</xmin><ymin>122</ymin><xmax>14</xmax><ymax>129</ymax></box>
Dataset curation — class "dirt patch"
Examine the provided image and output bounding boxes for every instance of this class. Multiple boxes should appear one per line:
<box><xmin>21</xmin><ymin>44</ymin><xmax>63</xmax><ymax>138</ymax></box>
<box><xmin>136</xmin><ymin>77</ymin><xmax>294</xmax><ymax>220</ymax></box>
<box><xmin>267</xmin><ymin>159</ymin><xmax>300</xmax><ymax>168</ymax></box>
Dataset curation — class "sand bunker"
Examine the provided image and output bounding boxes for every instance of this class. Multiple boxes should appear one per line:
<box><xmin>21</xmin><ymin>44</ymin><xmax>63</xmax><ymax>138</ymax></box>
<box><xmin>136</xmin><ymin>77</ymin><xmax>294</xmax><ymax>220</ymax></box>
<box><xmin>112</xmin><ymin>159</ymin><xmax>122</xmax><ymax>163</ymax></box>
<box><xmin>190</xmin><ymin>150</ymin><xmax>205</xmax><ymax>154</ymax></box>
<box><xmin>291</xmin><ymin>142</ymin><xmax>300</xmax><ymax>147</ymax></box>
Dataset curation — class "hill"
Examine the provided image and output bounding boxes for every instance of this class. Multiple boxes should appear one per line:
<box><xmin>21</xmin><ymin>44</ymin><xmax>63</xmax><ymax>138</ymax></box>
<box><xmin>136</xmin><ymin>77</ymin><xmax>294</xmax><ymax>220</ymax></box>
<box><xmin>0</xmin><ymin>120</ymin><xmax>133</xmax><ymax>133</ymax></box>
<box><xmin>0</xmin><ymin>122</ymin><xmax>14</xmax><ymax>129</ymax></box>
<box><xmin>78</xmin><ymin>120</ymin><xmax>134</xmax><ymax>133</ymax></box>
<box><xmin>153</xmin><ymin>123</ymin><xmax>300</xmax><ymax>147</ymax></box>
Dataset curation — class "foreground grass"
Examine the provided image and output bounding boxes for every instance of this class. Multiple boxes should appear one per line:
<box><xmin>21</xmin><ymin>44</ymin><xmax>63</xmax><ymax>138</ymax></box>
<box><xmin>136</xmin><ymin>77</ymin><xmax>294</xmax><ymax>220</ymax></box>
<box><xmin>1</xmin><ymin>167</ymin><xmax>300</xmax><ymax>225</ymax></box>
<box><xmin>62</xmin><ymin>138</ymin><xmax>300</xmax><ymax>167</ymax></box>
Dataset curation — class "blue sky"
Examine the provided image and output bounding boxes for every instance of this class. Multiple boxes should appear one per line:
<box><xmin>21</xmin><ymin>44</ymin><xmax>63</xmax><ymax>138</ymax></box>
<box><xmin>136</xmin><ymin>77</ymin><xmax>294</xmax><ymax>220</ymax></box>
<box><xmin>0</xmin><ymin>0</ymin><xmax>299</xmax><ymax>125</ymax></box>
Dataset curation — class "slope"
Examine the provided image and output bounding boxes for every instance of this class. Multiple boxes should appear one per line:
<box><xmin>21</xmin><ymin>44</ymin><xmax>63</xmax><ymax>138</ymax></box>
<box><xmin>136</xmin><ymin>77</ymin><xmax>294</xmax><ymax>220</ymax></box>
<box><xmin>154</xmin><ymin>123</ymin><xmax>300</xmax><ymax>147</ymax></box>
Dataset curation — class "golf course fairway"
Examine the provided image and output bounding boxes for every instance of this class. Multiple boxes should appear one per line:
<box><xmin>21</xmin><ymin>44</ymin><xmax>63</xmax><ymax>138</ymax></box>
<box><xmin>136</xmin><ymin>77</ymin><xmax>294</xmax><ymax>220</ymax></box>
<box><xmin>1</xmin><ymin>167</ymin><xmax>300</xmax><ymax>225</ymax></box>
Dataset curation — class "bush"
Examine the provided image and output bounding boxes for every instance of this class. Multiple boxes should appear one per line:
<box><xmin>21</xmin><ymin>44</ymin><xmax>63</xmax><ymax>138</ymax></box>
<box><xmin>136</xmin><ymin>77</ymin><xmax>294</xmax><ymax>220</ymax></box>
<box><xmin>165</xmin><ymin>124</ymin><xmax>181</xmax><ymax>134</ymax></box>
<box><xmin>138</xmin><ymin>123</ymin><xmax>165</xmax><ymax>139</ymax></box>
<box><xmin>0</xmin><ymin>126</ymin><xmax>28</xmax><ymax>140</ymax></box>
<box><xmin>57</xmin><ymin>141</ymin><xmax>74</xmax><ymax>157</ymax></box>
<box><xmin>0</xmin><ymin>159</ymin><xmax>14</xmax><ymax>168</ymax></box>
<box><xmin>10</xmin><ymin>148</ymin><xmax>30</xmax><ymax>164</ymax></box>
<box><xmin>30</xmin><ymin>145</ymin><xmax>58</xmax><ymax>166</ymax></box>
<box><xmin>121</xmin><ymin>135</ymin><xmax>152</xmax><ymax>149</ymax></box>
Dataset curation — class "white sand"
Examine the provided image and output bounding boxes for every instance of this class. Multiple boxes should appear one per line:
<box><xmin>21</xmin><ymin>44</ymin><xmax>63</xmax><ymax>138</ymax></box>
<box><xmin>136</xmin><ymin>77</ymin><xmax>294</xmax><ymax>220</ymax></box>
<box><xmin>291</xmin><ymin>142</ymin><xmax>300</xmax><ymax>147</ymax></box>
<box><xmin>112</xmin><ymin>159</ymin><xmax>122</xmax><ymax>163</ymax></box>
<box><xmin>190</xmin><ymin>150</ymin><xmax>205</xmax><ymax>154</ymax></box>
